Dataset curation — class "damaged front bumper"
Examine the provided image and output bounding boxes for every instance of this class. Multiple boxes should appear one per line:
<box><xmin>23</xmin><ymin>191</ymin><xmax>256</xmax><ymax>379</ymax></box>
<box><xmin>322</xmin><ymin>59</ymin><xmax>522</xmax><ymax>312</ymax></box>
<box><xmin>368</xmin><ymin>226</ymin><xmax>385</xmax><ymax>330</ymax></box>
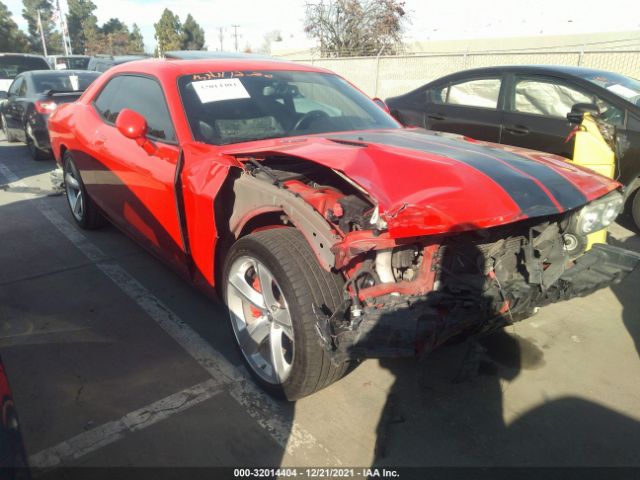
<box><xmin>315</xmin><ymin>243</ymin><xmax>640</xmax><ymax>361</ymax></box>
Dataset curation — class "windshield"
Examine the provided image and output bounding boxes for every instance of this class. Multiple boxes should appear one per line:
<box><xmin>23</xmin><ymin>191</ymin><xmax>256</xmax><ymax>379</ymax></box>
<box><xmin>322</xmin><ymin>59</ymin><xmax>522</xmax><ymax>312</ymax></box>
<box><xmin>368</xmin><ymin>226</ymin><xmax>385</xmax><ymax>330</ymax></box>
<box><xmin>178</xmin><ymin>70</ymin><xmax>399</xmax><ymax>145</ymax></box>
<box><xmin>32</xmin><ymin>72</ymin><xmax>100</xmax><ymax>94</ymax></box>
<box><xmin>578</xmin><ymin>70</ymin><xmax>640</xmax><ymax>106</ymax></box>
<box><xmin>53</xmin><ymin>57</ymin><xmax>90</xmax><ymax>70</ymax></box>
<box><xmin>0</xmin><ymin>56</ymin><xmax>49</xmax><ymax>80</ymax></box>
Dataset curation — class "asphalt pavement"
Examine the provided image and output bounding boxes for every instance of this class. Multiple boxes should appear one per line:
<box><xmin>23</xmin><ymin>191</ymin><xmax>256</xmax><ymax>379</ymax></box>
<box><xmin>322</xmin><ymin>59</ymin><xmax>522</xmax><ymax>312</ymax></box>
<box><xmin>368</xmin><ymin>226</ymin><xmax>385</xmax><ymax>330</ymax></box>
<box><xmin>1</xmin><ymin>134</ymin><xmax>639</xmax><ymax>471</ymax></box>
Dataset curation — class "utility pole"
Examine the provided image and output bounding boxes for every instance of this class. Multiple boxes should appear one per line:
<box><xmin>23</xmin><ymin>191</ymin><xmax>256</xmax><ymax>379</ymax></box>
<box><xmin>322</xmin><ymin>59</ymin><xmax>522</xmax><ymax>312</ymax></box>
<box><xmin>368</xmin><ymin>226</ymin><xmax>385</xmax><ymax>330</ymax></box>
<box><xmin>232</xmin><ymin>24</ymin><xmax>240</xmax><ymax>52</ymax></box>
<box><xmin>37</xmin><ymin>10</ymin><xmax>48</xmax><ymax>56</ymax></box>
<box><xmin>218</xmin><ymin>27</ymin><xmax>224</xmax><ymax>51</ymax></box>
<box><xmin>54</xmin><ymin>0</ymin><xmax>72</xmax><ymax>55</ymax></box>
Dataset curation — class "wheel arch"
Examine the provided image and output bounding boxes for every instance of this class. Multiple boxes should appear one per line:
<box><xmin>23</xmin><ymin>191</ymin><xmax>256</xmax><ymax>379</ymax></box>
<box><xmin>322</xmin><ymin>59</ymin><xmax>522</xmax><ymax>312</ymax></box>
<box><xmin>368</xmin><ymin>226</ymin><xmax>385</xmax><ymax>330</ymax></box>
<box><xmin>211</xmin><ymin>173</ymin><xmax>341</xmax><ymax>294</ymax></box>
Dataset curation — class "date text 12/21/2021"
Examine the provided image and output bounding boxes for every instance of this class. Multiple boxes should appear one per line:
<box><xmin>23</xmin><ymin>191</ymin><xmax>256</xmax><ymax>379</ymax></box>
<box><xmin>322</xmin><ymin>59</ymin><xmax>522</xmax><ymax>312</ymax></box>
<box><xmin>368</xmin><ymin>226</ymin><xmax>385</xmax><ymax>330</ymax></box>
<box><xmin>233</xmin><ymin>468</ymin><xmax>400</xmax><ymax>478</ymax></box>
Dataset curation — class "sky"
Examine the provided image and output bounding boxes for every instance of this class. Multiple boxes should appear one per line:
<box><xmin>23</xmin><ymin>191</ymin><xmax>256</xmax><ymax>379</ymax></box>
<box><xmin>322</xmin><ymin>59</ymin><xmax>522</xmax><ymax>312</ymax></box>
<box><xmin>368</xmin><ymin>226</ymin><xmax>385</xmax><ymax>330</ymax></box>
<box><xmin>4</xmin><ymin>0</ymin><xmax>640</xmax><ymax>54</ymax></box>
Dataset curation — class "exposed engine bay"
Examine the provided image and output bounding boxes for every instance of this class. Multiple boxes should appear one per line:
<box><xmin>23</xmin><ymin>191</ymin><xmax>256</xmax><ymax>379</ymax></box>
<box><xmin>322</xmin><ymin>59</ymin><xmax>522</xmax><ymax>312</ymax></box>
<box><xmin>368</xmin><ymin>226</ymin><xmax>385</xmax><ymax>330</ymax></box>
<box><xmin>225</xmin><ymin>154</ymin><xmax>640</xmax><ymax>361</ymax></box>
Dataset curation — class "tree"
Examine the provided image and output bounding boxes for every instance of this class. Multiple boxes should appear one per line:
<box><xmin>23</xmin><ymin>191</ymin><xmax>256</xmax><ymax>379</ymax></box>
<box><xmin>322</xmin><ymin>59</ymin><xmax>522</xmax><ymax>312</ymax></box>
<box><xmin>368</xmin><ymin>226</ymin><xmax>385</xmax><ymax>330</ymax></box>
<box><xmin>100</xmin><ymin>17</ymin><xmax>126</xmax><ymax>35</ymax></box>
<box><xmin>304</xmin><ymin>0</ymin><xmax>407</xmax><ymax>57</ymax></box>
<box><xmin>258</xmin><ymin>30</ymin><xmax>282</xmax><ymax>54</ymax></box>
<box><xmin>129</xmin><ymin>23</ymin><xmax>145</xmax><ymax>53</ymax></box>
<box><xmin>82</xmin><ymin>17</ymin><xmax>144</xmax><ymax>55</ymax></box>
<box><xmin>154</xmin><ymin>8</ymin><xmax>182</xmax><ymax>56</ymax></box>
<box><xmin>0</xmin><ymin>1</ymin><xmax>30</xmax><ymax>52</ymax></box>
<box><xmin>66</xmin><ymin>0</ymin><xmax>97</xmax><ymax>54</ymax></box>
<box><xmin>22</xmin><ymin>0</ymin><xmax>63</xmax><ymax>54</ymax></box>
<box><xmin>181</xmin><ymin>14</ymin><xmax>205</xmax><ymax>50</ymax></box>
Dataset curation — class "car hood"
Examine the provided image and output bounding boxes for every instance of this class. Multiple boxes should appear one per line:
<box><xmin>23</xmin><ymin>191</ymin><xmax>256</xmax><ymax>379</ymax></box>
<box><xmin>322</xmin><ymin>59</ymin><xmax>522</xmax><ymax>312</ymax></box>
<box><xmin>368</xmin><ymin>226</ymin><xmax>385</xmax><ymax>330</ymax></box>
<box><xmin>221</xmin><ymin>128</ymin><xmax>618</xmax><ymax>237</ymax></box>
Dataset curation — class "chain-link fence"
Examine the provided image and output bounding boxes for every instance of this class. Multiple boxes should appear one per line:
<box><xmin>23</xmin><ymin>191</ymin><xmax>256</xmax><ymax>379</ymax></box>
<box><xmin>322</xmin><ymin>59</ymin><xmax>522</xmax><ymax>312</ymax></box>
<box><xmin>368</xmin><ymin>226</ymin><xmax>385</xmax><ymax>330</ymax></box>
<box><xmin>294</xmin><ymin>50</ymin><xmax>640</xmax><ymax>99</ymax></box>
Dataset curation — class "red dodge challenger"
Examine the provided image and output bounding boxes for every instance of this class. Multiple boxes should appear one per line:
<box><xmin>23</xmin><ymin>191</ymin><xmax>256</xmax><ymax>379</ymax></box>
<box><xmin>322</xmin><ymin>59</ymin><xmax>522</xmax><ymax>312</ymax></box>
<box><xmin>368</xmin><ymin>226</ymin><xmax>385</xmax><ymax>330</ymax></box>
<box><xmin>48</xmin><ymin>58</ymin><xmax>640</xmax><ymax>399</ymax></box>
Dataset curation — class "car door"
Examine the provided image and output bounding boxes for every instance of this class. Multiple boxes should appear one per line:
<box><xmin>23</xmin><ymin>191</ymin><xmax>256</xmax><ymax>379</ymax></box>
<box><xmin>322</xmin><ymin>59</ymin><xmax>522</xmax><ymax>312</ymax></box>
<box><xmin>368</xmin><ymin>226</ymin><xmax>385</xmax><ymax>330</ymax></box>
<box><xmin>85</xmin><ymin>74</ymin><xmax>189</xmax><ymax>275</ymax></box>
<box><xmin>4</xmin><ymin>77</ymin><xmax>25</xmax><ymax>135</ymax></box>
<box><xmin>501</xmin><ymin>74</ymin><xmax>597</xmax><ymax>159</ymax></box>
<box><xmin>424</xmin><ymin>75</ymin><xmax>504</xmax><ymax>142</ymax></box>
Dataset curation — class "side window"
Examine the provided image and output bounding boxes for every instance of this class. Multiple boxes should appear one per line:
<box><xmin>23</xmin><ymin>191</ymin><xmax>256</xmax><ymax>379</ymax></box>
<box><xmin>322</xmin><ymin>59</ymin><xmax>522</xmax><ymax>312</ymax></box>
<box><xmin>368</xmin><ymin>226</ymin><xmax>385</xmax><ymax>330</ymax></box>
<box><xmin>513</xmin><ymin>78</ymin><xmax>593</xmax><ymax>118</ymax></box>
<box><xmin>8</xmin><ymin>78</ymin><xmax>23</xmax><ymax>96</ymax></box>
<box><xmin>429</xmin><ymin>85</ymin><xmax>448</xmax><ymax>104</ymax></box>
<box><xmin>595</xmin><ymin>97</ymin><xmax>625</xmax><ymax>127</ymax></box>
<box><xmin>94</xmin><ymin>75</ymin><xmax>176</xmax><ymax>142</ymax></box>
<box><xmin>93</xmin><ymin>76</ymin><xmax>123</xmax><ymax>121</ymax></box>
<box><xmin>17</xmin><ymin>78</ymin><xmax>28</xmax><ymax>97</ymax></box>
<box><xmin>446</xmin><ymin>78</ymin><xmax>501</xmax><ymax>108</ymax></box>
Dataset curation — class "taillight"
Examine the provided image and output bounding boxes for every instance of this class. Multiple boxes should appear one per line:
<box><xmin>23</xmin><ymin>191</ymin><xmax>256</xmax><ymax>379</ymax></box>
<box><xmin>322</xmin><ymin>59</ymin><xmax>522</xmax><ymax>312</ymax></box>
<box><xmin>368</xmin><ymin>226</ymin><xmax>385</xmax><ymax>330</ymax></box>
<box><xmin>35</xmin><ymin>100</ymin><xmax>58</xmax><ymax>114</ymax></box>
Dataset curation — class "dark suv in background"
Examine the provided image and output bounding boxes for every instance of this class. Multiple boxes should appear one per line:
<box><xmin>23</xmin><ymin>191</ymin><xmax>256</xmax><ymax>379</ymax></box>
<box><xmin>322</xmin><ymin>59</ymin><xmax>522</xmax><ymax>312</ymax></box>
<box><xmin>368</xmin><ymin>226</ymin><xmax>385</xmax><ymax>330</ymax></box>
<box><xmin>0</xmin><ymin>53</ymin><xmax>50</xmax><ymax>96</ymax></box>
<box><xmin>386</xmin><ymin>65</ymin><xmax>640</xmax><ymax>229</ymax></box>
<box><xmin>87</xmin><ymin>54</ymin><xmax>150</xmax><ymax>73</ymax></box>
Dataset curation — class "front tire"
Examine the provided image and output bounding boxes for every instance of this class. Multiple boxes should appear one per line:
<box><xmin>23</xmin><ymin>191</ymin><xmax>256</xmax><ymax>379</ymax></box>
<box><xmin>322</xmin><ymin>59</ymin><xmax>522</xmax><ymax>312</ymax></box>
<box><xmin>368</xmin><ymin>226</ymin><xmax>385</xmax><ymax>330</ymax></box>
<box><xmin>63</xmin><ymin>152</ymin><xmax>105</xmax><ymax>229</ymax></box>
<box><xmin>223</xmin><ymin>227</ymin><xmax>348</xmax><ymax>400</ymax></box>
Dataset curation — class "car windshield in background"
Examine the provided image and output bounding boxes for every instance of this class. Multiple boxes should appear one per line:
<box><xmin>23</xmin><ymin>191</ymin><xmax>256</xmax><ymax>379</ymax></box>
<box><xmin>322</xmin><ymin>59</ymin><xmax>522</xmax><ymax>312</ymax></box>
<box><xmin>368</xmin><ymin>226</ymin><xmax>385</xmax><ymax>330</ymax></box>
<box><xmin>54</xmin><ymin>57</ymin><xmax>90</xmax><ymax>70</ymax></box>
<box><xmin>33</xmin><ymin>72</ymin><xmax>99</xmax><ymax>93</ymax></box>
<box><xmin>579</xmin><ymin>71</ymin><xmax>640</xmax><ymax>106</ymax></box>
<box><xmin>178</xmin><ymin>70</ymin><xmax>399</xmax><ymax>145</ymax></box>
<box><xmin>0</xmin><ymin>56</ymin><xmax>49</xmax><ymax>79</ymax></box>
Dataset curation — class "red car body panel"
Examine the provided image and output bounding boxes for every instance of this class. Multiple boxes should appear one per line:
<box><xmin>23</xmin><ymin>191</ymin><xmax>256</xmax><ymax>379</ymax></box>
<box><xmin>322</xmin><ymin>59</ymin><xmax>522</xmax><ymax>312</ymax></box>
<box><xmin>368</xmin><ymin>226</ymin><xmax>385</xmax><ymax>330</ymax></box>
<box><xmin>221</xmin><ymin>130</ymin><xmax>616</xmax><ymax>238</ymax></box>
<box><xmin>48</xmin><ymin>59</ymin><xmax>621</xmax><ymax>292</ymax></box>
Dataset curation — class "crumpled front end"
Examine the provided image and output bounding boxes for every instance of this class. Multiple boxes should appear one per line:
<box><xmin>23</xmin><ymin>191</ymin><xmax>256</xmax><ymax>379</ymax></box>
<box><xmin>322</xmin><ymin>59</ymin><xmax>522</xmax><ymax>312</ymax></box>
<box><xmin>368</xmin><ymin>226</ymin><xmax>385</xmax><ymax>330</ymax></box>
<box><xmin>314</xmin><ymin>213</ymin><xmax>640</xmax><ymax>361</ymax></box>
<box><xmin>221</xmin><ymin>135</ymin><xmax>638</xmax><ymax>362</ymax></box>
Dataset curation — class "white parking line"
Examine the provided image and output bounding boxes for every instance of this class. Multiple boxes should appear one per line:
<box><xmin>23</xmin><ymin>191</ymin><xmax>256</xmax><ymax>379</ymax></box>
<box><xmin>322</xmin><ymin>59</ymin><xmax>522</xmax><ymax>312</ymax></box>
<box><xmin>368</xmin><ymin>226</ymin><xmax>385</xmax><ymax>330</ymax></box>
<box><xmin>29</xmin><ymin>379</ymin><xmax>224</xmax><ymax>468</ymax></box>
<box><xmin>0</xmin><ymin>162</ymin><xmax>342</xmax><ymax>466</ymax></box>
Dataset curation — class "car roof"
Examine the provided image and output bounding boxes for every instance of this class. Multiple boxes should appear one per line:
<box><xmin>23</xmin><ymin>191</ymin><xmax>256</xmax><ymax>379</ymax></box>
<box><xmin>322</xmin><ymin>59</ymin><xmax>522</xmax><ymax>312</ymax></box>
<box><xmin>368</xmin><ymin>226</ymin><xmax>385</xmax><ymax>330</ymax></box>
<box><xmin>49</xmin><ymin>55</ymin><xmax>90</xmax><ymax>59</ymax></box>
<box><xmin>164</xmin><ymin>50</ymin><xmax>281</xmax><ymax>61</ymax></box>
<box><xmin>106</xmin><ymin>57</ymin><xmax>332</xmax><ymax>78</ymax></box>
<box><xmin>439</xmin><ymin>64</ymin><xmax>632</xmax><ymax>80</ymax></box>
<box><xmin>0</xmin><ymin>53</ymin><xmax>48</xmax><ymax>59</ymax></box>
<box><xmin>26</xmin><ymin>70</ymin><xmax>100</xmax><ymax>77</ymax></box>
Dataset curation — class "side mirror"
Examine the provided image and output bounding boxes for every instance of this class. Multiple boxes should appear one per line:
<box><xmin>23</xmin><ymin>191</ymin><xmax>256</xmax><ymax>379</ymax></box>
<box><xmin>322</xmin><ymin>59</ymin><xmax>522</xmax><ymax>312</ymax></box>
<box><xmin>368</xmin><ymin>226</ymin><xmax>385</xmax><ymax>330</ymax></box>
<box><xmin>0</xmin><ymin>91</ymin><xmax>7</xmax><ymax>101</ymax></box>
<box><xmin>116</xmin><ymin>108</ymin><xmax>147</xmax><ymax>140</ymax></box>
<box><xmin>115</xmin><ymin>108</ymin><xmax>157</xmax><ymax>155</ymax></box>
<box><xmin>372</xmin><ymin>97</ymin><xmax>391</xmax><ymax>114</ymax></box>
<box><xmin>567</xmin><ymin>103</ymin><xmax>599</xmax><ymax>125</ymax></box>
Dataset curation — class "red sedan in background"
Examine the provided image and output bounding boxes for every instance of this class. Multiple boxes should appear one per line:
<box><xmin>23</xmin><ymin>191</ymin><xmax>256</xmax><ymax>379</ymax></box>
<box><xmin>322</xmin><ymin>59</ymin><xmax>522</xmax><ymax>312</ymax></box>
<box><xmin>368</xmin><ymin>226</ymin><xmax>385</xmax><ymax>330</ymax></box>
<box><xmin>48</xmin><ymin>57</ymin><xmax>640</xmax><ymax>399</ymax></box>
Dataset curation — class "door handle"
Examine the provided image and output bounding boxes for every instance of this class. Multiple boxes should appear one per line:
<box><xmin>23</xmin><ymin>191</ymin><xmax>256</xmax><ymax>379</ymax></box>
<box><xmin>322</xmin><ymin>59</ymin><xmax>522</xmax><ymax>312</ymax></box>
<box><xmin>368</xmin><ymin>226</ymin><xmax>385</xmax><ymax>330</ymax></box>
<box><xmin>427</xmin><ymin>113</ymin><xmax>446</xmax><ymax>121</ymax></box>
<box><xmin>505</xmin><ymin>125</ymin><xmax>530</xmax><ymax>135</ymax></box>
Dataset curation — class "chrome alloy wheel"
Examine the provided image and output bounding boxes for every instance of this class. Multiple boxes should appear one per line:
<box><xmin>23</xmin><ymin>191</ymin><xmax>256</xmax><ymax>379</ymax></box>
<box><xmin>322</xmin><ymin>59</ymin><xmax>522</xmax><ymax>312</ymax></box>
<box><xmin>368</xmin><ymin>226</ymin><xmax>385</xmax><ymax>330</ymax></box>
<box><xmin>226</xmin><ymin>256</ymin><xmax>295</xmax><ymax>384</ymax></box>
<box><xmin>65</xmin><ymin>166</ymin><xmax>84</xmax><ymax>222</ymax></box>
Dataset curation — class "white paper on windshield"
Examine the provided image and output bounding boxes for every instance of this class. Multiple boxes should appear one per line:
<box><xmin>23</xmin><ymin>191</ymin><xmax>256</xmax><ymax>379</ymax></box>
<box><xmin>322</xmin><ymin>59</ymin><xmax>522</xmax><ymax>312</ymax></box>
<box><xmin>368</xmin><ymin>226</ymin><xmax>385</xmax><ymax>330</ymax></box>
<box><xmin>193</xmin><ymin>78</ymin><xmax>250</xmax><ymax>103</ymax></box>
<box><xmin>69</xmin><ymin>75</ymin><xmax>79</xmax><ymax>91</ymax></box>
<box><xmin>606</xmin><ymin>84</ymin><xmax>638</xmax><ymax>99</ymax></box>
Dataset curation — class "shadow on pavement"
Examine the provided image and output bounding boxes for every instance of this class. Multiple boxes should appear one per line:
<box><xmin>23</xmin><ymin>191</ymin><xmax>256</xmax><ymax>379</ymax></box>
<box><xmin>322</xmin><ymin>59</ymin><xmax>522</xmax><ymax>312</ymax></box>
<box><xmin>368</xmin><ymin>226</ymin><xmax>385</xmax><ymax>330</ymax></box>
<box><xmin>609</xmin><ymin>233</ymin><xmax>640</xmax><ymax>360</ymax></box>
<box><xmin>372</xmin><ymin>330</ymin><xmax>640</xmax><ymax>466</ymax></box>
<box><xmin>363</xmin><ymin>229</ymin><xmax>640</xmax><ymax>467</ymax></box>
<box><xmin>0</xmin><ymin>157</ymin><xmax>292</xmax><ymax>469</ymax></box>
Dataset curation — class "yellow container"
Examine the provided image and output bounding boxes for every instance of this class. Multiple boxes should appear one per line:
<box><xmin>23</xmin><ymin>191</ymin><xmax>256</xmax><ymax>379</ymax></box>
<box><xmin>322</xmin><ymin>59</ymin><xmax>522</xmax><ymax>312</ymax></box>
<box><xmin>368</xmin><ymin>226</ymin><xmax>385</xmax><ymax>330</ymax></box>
<box><xmin>565</xmin><ymin>114</ymin><xmax>616</xmax><ymax>250</ymax></box>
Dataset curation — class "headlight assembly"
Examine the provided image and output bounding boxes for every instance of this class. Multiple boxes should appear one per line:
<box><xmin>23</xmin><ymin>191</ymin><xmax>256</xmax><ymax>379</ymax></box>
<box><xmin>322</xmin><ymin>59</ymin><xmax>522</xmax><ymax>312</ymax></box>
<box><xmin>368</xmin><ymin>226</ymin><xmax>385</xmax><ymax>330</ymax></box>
<box><xmin>576</xmin><ymin>190</ymin><xmax>624</xmax><ymax>235</ymax></box>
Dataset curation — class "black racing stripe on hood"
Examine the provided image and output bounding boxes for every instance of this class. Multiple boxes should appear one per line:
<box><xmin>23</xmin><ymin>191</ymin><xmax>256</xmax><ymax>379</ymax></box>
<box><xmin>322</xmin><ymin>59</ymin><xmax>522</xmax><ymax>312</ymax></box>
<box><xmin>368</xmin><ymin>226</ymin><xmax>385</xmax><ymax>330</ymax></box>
<box><xmin>328</xmin><ymin>130</ymin><xmax>561</xmax><ymax>216</ymax></box>
<box><xmin>406</xmin><ymin>131</ymin><xmax>588</xmax><ymax>210</ymax></box>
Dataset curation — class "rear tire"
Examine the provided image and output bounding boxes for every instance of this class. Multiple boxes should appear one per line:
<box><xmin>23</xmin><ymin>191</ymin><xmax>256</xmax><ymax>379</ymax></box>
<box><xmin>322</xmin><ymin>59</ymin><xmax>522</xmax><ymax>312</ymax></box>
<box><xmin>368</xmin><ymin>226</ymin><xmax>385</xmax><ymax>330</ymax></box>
<box><xmin>223</xmin><ymin>227</ymin><xmax>348</xmax><ymax>400</ymax></box>
<box><xmin>63</xmin><ymin>152</ymin><xmax>105</xmax><ymax>229</ymax></box>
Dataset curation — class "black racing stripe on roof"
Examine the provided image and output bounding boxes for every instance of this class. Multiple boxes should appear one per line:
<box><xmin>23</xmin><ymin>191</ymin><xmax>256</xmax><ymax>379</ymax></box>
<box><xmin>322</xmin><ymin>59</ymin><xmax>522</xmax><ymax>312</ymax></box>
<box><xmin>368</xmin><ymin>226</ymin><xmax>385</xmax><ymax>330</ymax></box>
<box><xmin>328</xmin><ymin>130</ymin><xmax>563</xmax><ymax>216</ymax></box>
